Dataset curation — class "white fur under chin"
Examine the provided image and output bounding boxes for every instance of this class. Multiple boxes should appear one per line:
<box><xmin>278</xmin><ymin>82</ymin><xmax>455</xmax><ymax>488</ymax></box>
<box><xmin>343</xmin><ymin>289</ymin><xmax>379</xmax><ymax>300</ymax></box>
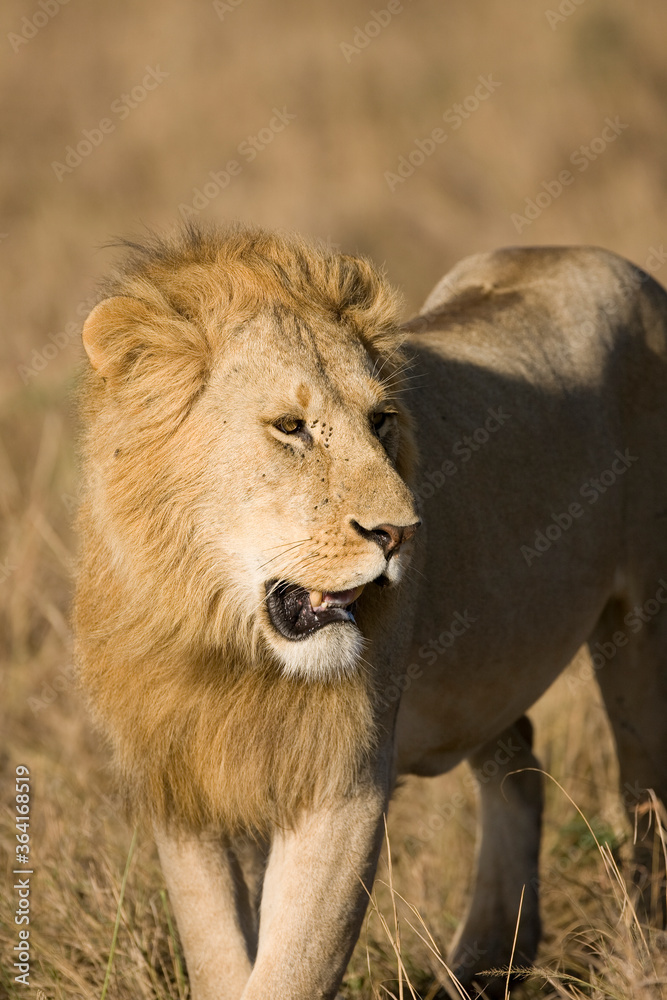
<box><xmin>270</xmin><ymin>622</ymin><xmax>366</xmax><ymax>682</ymax></box>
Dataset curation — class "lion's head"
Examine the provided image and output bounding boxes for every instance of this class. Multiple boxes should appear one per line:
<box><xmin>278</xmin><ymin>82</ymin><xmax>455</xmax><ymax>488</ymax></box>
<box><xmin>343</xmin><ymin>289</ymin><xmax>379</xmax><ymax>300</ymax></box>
<box><xmin>79</xmin><ymin>225</ymin><xmax>420</xmax><ymax>682</ymax></box>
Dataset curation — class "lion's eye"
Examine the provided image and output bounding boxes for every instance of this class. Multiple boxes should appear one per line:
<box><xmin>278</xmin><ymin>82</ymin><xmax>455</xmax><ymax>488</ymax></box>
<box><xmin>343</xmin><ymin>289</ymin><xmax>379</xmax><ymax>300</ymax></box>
<box><xmin>274</xmin><ymin>416</ymin><xmax>303</xmax><ymax>435</ymax></box>
<box><xmin>370</xmin><ymin>411</ymin><xmax>394</xmax><ymax>436</ymax></box>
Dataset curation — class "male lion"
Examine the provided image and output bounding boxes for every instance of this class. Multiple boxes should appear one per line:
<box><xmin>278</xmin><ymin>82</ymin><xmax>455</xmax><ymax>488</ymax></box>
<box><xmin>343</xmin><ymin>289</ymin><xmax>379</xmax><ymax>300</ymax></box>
<box><xmin>75</xmin><ymin>225</ymin><xmax>667</xmax><ymax>999</ymax></box>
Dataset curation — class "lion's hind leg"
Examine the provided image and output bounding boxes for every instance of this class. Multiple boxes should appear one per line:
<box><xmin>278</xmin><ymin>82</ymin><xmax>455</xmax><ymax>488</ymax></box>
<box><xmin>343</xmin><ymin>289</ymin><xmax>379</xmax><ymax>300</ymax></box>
<box><xmin>446</xmin><ymin>716</ymin><xmax>543</xmax><ymax>1000</ymax></box>
<box><xmin>589</xmin><ymin>592</ymin><xmax>667</xmax><ymax>926</ymax></box>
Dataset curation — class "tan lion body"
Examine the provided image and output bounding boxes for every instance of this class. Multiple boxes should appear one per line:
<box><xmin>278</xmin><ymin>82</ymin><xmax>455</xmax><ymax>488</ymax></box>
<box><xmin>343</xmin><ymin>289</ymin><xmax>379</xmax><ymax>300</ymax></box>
<box><xmin>398</xmin><ymin>247</ymin><xmax>667</xmax><ymax>770</ymax></box>
<box><xmin>75</xmin><ymin>229</ymin><xmax>667</xmax><ymax>999</ymax></box>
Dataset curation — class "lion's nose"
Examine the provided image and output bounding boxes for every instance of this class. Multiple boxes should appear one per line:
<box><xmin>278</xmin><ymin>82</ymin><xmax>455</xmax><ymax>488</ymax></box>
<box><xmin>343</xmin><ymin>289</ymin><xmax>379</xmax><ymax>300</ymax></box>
<box><xmin>350</xmin><ymin>520</ymin><xmax>421</xmax><ymax>558</ymax></box>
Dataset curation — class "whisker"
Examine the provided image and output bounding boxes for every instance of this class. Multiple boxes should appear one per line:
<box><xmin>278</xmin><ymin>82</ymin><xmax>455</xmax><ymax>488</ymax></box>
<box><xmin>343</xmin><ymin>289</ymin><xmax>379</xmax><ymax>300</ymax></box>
<box><xmin>262</xmin><ymin>537</ymin><xmax>313</xmax><ymax>553</ymax></box>
<box><xmin>378</xmin><ymin>351</ymin><xmax>417</xmax><ymax>380</ymax></box>
<box><xmin>257</xmin><ymin>538</ymin><xmax>313</xmax><ymax>571</ymax></box>
<box><xmin>373</xmin><ymin>343</ymin><xmax>406</xmax><ymax>383</ymax></box>
<box><xmin>244</xmin><ymin>551</ymin><xmax>331</xmax><ymax>623</ymax></box>
<box><xmin>277</xmin><ymin>553</ymin><xmax>328</xmax><ymax>582</ymax></box>
<box><xmin>401</xmin><ymin>563</ymin><xmax>427</xmax><ymax>583</ymax></box>
<box><xmin>382</xmin><ymin>357</ymin><xmax>418</xmax><ymax>379</ymax></box>
<box><xmin>385</xmin><ymin>367</ymin><xmax>424</xmax><ymax>382</ymax></box>
<box><xmin>381</xmin><ymin>371</ymin><xmax>426</xmax><ymax>389</ymax></box>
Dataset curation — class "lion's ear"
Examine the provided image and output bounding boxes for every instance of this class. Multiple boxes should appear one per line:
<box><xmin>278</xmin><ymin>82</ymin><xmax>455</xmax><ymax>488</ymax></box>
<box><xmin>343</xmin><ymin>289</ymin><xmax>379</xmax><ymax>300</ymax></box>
<box><xmin>82</xmin><ymin>296</ymin><xmax>157</xmax><ymax>377</ymax></box>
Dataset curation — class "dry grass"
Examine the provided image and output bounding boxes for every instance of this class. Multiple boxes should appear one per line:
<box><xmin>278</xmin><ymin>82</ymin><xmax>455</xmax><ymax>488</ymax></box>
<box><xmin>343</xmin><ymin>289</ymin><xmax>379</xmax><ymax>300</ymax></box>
<box><xmin>2</xmin><ymin>0</ymin><xmax>667</xmax><ymax>995</ymax></box>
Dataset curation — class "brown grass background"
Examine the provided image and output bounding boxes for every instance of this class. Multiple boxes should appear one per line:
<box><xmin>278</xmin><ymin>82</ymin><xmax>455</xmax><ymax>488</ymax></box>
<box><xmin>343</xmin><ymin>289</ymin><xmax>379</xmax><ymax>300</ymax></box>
<box><xmin>1</xmin><ymin>0</ymin><xmax>667</xmax><ymax>997</ymax></box>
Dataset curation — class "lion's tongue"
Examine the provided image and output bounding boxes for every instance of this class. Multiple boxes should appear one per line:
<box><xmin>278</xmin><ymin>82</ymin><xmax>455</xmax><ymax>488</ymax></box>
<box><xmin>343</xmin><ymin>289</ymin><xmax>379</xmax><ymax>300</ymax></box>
<box><xmin>309</xmin><ymin>585</ymin><xmax>365</xmax><ymax>611</ymax></box>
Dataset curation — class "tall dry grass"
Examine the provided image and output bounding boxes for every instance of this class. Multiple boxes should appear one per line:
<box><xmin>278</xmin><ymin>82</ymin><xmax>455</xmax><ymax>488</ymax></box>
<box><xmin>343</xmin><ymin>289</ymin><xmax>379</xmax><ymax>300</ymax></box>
<box><xmin>2</xmin><ymin>0</ymin><xmax>667</xmax><ymax>996</ymax></box>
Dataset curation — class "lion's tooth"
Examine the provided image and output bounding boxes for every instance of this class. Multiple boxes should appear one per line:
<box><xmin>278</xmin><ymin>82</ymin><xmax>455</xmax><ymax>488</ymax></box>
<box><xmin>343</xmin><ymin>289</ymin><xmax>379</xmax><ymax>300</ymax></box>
<box><xmin>310</xmin><ymin>590</ymin><xmax>323</xmax><ymax>609</ymax></box>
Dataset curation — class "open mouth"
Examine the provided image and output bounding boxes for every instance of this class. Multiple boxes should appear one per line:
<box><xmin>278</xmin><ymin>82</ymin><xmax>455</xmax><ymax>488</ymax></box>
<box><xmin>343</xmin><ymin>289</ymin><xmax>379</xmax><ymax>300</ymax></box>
<box><xmin>265</xmin><ymin>581</ymin><xmax>365</xmax><ymax>640</ymax></box>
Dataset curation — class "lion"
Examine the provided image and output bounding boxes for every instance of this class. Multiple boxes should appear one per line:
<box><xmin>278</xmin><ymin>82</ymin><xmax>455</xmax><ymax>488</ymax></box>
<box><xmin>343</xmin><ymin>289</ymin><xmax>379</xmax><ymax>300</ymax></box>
<box><xmin>74</xmin><ymin>225</ymin><xmax>667</xmax><ymax>1000</ymax></box>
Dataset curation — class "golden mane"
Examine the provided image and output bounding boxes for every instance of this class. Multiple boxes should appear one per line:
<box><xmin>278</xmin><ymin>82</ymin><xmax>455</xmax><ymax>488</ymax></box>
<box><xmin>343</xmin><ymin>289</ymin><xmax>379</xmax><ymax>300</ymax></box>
<box><xmin>75</xmin><ymin>224</ymin><xmax>409</xmax><ymax>833</ymax></box>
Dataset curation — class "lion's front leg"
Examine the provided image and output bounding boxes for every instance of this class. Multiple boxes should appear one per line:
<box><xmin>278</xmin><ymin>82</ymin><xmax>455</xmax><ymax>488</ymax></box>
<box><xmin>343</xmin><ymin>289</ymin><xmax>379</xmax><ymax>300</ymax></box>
<box><xmin>241</xmin><ymin>784</ymin><xmax>389</xmax><ymax>1000</ymax></box>
<box><xmin>155</xmin><ymin>827</ymin><xmax>264</xmax><ymax>1000</ymax></box>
